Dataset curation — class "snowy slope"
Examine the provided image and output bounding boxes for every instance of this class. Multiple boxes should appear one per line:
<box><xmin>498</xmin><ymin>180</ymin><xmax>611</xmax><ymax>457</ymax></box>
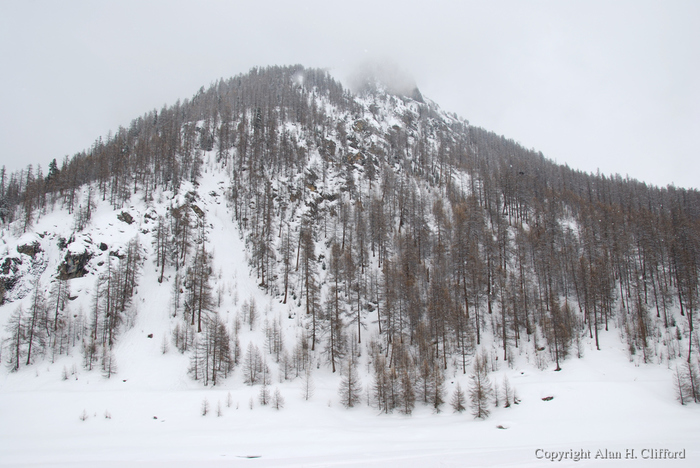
<box><xmin>1</xmin><ymin>64</ymin><xmax>699</xmax><ymax>467</ymax></box>
<box><xmin>0</xmin><ymin>157</ymin><xmax>698</xmax><ymax>468</ymax></box>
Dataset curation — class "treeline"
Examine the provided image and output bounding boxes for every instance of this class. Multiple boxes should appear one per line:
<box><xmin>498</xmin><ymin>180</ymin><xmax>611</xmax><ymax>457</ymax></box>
<box><xmin>2</xmin><ymin>66</ymin><xmax>699</xmax><ymax>395</ymax></box>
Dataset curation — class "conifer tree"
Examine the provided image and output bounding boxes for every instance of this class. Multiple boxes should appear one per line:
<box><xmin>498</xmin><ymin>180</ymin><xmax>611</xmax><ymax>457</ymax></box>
<box><xmin>301</xmin><ymin>366</ymin><xmax>315</xmax><ymax>401</ymax></box>
<box><xmin>428</xmin><ymin>363</ymin><xmax>445</xmax><ymax>413</ymax></box>
<box><xmin>186</xmin><ymin>241</ymin><xmax>214</xmax><ymax>333</ymax></box>
<box><xmin>469</xmin><ymin>353</ymin><xmax>493</xmax><ymax>419</ymax></box>
<box><xmin>338</xmin><ymin>359</ymin><xmax>362</xmax><ymax>408</ymax></box>
<box><xmin>674</xmin><ymin>364</ymin><xmax>691</xmax><ymax>405</ymax></box>
<box><xmin>101</xmin><ymin>344</ymin><xmax>118</xmax><ymax>378</ymax></box>
<box><xmin>24</xmin><ymin>281</ymin><xmax>48</xmax><ymax>365</ymax></box>
<box><xmin>153</xmin><ymin>215</ymin><xmax>170</xmax><ymax>283</ymax></box>
<box><xmin>372</xmin><ymin>356</ymin><xmax>391</xmax><ymax>413</ymax></box>
<box><xmin>398</xmin><ymin>367</ymin><xmax>416</xmax><ymax>415</ymax></box>
<box><xmin>259</xmin><ymin>382</ymin><xmax>271</xmax><ymax>406</ymax></box>
<box><xmin>502</xmin><ymin>375</ymin><xmax>514</xmax><ymax>408</ymax></box>
<box><xmin>300</xmin><ymin>223</ymin><xmax>320</xmax><ymax>350</ymax></box>
<box><xmin>242</xmin><ymin>342</ymin><xmax>265</xmax><ymax>386</ymax></box>
<box><xmin>47</xmin><ymin>278</ymin><xmax>70</xmax><ymax>334</ymax></box>
<box><xmin>323</xmin><ymin>283</ymin><xmax>346</xmax><ymax>373</ymax></box>
<box><xmin>4</xmin><ymin>306</ymin><xmax>25</xmax><ymax>372</ymax></box>
<box><xmin>272</xmin><ymin>387</ymin><xmax>285</xmax><ymax>410</ymax></box>
<box><xmin>451</xmin><ymin>382</ymin><xmax>467</xmax><ymax>413</ymax></box>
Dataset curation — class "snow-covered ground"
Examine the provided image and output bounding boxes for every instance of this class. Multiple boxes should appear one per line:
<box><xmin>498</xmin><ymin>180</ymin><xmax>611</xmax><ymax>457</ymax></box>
<box><xmin>1</xmin><ymin>165</ymin><xmax>699</xmax><ymax>467</ymax></box>
<box><xmin>2</xmin><ymin>334</ymin><xmax>698</xmax><ymax>467</ymax></box>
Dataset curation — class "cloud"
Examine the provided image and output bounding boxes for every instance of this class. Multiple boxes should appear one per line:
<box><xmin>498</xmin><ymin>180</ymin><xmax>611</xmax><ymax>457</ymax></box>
<box><xmin>0</xmin><ymin>1</ymin><xmax>698</xmax><ymax>188</ymax></box>
<box><xmin>344</xmin><ymin>59</ymin><xmax>420</xmax><ymax>100</ymax></box>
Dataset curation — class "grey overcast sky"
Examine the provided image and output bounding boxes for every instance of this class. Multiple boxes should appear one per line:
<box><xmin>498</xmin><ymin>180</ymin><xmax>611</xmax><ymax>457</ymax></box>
<box><xmin>1</xmin><ymin>0</ymin><xmax>698</xmax><ymax>189</ymax></box>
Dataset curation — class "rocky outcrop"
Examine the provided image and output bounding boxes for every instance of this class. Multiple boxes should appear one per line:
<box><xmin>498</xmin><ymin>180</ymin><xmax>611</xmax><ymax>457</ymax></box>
<box><xmin>0</xmin><ymin>237</ymin><xmax>48</xmax><ymax>301</ymax></box>
<box><xmin>16</xmin><ymin>241</ymin><xmax>42</xmax><ymax>258</ymax></box>
<box><xmin>58</xmin><ymin>251</ymin><xmax>92</xmax><ymax>280</ymax></box>
<box><xmin>117</xmin><ymin>211</ymin><xmax>134</xmax><ymax>224</ymax></box>
<box><xmin>0</xmin><ymin>256</ymin><xmax>22</xmax><ymax>292</ymax></box>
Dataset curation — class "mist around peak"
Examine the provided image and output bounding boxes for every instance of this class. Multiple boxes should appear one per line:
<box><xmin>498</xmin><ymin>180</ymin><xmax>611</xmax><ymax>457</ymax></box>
<box><xmin>346</xmin><ymin>59</ymin><xmax>424</xmax><ymax>102</ymax></box>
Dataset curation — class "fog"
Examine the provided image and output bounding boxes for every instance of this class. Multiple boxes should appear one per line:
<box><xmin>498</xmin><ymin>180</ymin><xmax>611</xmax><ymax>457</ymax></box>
<box><xmin>346</xmin><ymin>59</ymin><xmax>419</xmax><ymax>97</ymax></box>
<box><xmin>1</xmin><ymin>0</ymin><xmax>698</xmax><ymax>189</ymax></box>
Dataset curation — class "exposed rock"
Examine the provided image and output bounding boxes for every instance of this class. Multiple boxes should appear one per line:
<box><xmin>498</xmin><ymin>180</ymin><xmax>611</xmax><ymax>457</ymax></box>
<box><xmin>117</xmin><ymin>211</ymin><xmax>134</xmax><ymax>224</ymax></box>
<box><xmin>1</xmin><ymin>256</ymin><xmax>22</xmax><ymax>276</ymax></box>
<box><xmin>17</xmin><ymin>241</ymin><xmax>42</xmax><ymax>258</ymax></box>
<box><xmin>184</xmin><ymin>191</ymin><xmax>198</xmax><ymax>203</ymax></box>
<box><xmin>0</xmin><ymin>256</ymin><xmax>23</xmax><ymax>294</ymax></box>
<box><xmin>58</xmin><ymin>251</ymin><xmax>92</xmax><ymax>280</ymax></box>
<box><xmin>190</xmin><ymin>204</ymin><xmax>205</xmax><ymax>218</ymax></box>
<box><xmin>352</xmin><ymin>119</ymin><xmax>367</xmax><ymax>133</ymax></box>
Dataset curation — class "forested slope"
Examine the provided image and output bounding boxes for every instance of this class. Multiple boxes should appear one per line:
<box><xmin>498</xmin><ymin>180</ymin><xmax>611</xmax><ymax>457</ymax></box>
<box><xmin>1</xmin><ymin>65</ymin><xmax>699</xmax><ymax>409</ymax></box>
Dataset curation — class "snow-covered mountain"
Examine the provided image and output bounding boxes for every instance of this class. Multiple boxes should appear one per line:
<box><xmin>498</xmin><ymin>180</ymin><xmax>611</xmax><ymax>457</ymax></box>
<box><xmin>0</xmin><ymin>65</ymin><xmax>698</xmax><ymax>467</ymax></box>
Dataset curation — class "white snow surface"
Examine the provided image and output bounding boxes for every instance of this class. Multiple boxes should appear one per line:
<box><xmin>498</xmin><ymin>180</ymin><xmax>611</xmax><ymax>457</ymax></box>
<box><xmin>1</xmin><ymin>161</ymin><xmax>699</xmax><ymax>467</ymax></box>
